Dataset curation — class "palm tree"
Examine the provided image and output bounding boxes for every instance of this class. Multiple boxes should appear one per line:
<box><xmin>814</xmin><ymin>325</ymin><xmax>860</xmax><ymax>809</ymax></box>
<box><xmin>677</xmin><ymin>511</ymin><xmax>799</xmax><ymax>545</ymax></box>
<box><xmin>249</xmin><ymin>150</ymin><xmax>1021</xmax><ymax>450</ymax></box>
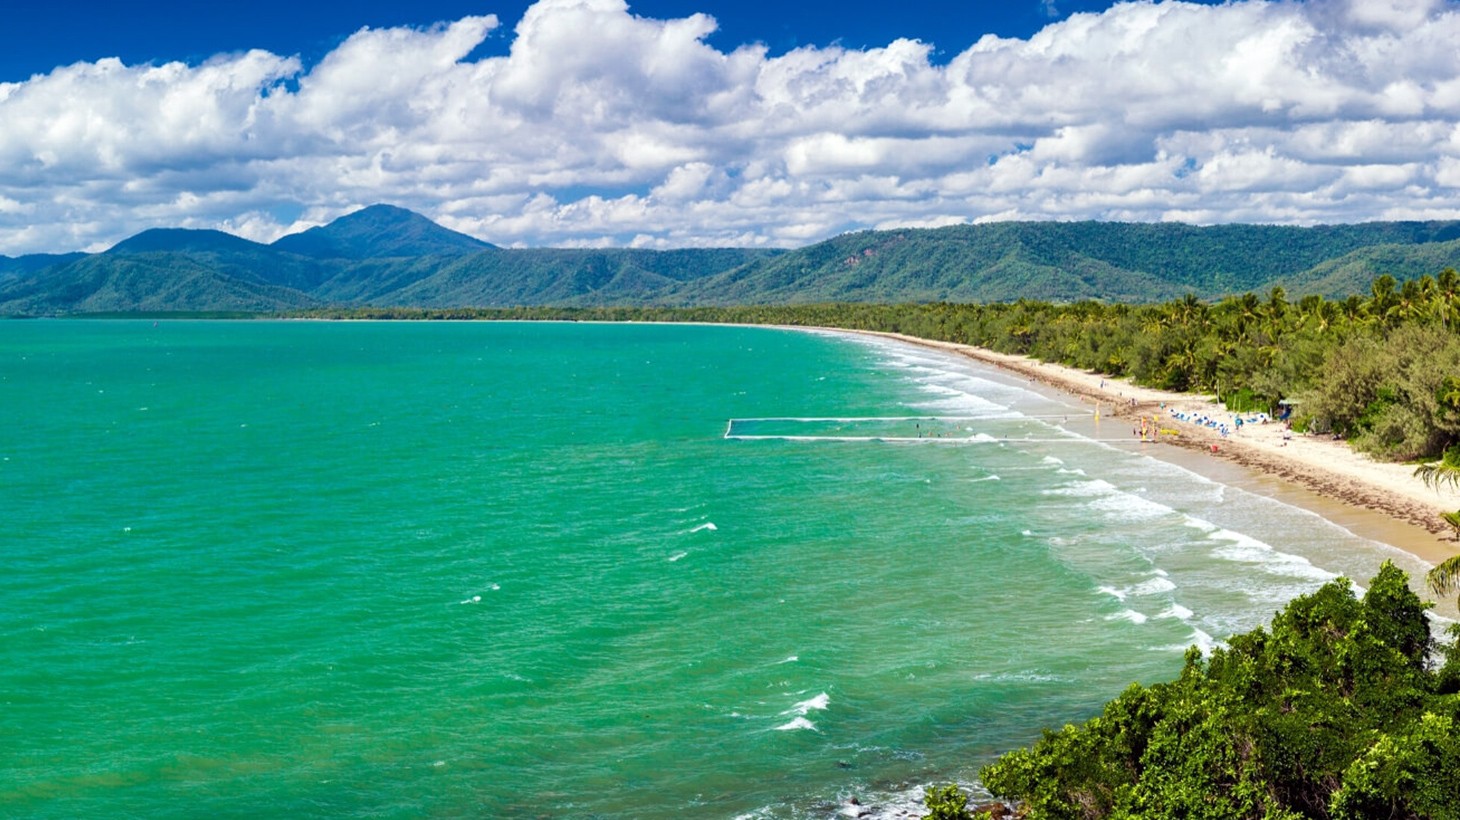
<box><xmin>1264</xmin><ymin>285</ymin><xmax>1289</xmax><ymax>323</ymax></box>
<box><xmin>1436</xmin><ymin>268</ymin><xmax>1460</xmax><ymax>331</ymax></box>
<box><xmin>1416</xmin><ymin>445</ymin><xmax>1460</xmax><ymax>600</ymax></box>
<box><xmin>1429</xmin><ymin>539</ymin><xmax>1460</xmax><ymax>605</ymax></box>
<box><xmin>1369</xmin><ymin>274</ymin><xmax>1399</xmax><ymax>325</ymax></box>
<box><xmin>1394</xmin><ymin>278</ymin><xmax>1426</xmax><ymax>324</ymax></box>
<box><xmin>1414</xmin><ymin>445</ymin><xmax>1460</xmax><ymax>493</ymax></box>
<box><xmin>1340</xmin><ymin>294</ymin><xmax>1368</xmax><ymax>324</ymax></box>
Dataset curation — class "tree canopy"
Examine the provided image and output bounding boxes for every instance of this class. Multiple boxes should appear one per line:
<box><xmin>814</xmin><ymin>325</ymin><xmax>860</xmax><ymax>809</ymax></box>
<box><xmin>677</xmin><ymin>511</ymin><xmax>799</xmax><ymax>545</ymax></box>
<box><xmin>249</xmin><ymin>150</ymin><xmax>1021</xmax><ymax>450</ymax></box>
<box><xmin>933</xmin><ymin>563</ymin><xmax>1460</xmax><ymax>819</ymax></box>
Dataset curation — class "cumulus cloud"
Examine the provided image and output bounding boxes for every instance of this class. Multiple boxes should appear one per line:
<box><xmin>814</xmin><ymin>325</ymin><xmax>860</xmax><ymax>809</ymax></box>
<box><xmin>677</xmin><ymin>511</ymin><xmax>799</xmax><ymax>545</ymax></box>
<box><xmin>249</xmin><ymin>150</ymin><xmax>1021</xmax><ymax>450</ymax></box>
<box><xmin>3</xmin><ymin>0</ymin><xmax>1460</xmax><ymax>254</ymax></box>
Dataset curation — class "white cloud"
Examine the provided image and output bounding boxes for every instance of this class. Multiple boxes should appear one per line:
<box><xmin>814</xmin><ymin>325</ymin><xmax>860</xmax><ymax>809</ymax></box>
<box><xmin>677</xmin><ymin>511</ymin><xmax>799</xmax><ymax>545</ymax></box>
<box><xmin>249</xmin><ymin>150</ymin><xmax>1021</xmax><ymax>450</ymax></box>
<box><xmin>1336</xmin><ymin>0</ymin><xmax>1446</xmax><ymax>31</ymax></box>
<box><xmin>4</xmin><ymin>0</ymin><xmax>1460</xmax><ymax>255</ymax></box>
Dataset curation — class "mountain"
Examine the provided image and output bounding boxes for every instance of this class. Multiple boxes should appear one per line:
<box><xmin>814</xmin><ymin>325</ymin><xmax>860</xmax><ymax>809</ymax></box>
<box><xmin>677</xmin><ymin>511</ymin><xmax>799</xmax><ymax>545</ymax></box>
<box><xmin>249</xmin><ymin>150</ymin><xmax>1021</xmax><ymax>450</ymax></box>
<box><xmin>0</xmin><ymin>252</ymin><xmax>87</xmax><ymax>283</ymax></box>
<box><xmin>1279</xmin><ymin>238</ymin><xmax>1460</xmax><ymax>298</ymax></box>
<box><xmin>0</xmin><ymin>253</ymin><xmax>318</xmax><ymax>315</ymax></box>
<box><xmin>372</xmin><ymin>247</ymin><xmax>780</xmax><ymax>307</ymax></box>
<box><xmin>0</xmin><ymin>227</ymin><xmax>332</xmax><ymax>314</ymax></box>
<box><xmin>107</xmin><ymin>228</ymin><xmax>334</xmax><ymax>291</ymax></box>
<box><xmin>271</xmin><ymin>204</ymin><xmax>495</xmax><ymax>259</ymax></box>
<box><xmin>4</xmin><ymin>207</ymin><xmax>1460</xmax><ymax>316</ymax></box>
<box><xmin>109</xmin><ymin>228</ymin><xmax>265</xmax><ymax>256</ymax></box>
<box><xmin>662</xmin><ymin>221</ymin><xmax>1460</xmax><ymax>306</ymax></box>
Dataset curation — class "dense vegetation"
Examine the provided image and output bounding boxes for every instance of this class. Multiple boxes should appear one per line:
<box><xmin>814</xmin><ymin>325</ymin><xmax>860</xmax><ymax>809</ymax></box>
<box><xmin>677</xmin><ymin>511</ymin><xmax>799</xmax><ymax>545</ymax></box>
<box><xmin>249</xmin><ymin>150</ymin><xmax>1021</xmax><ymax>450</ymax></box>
<box><xmin>300</xmin><ymin>270</ymin><xmax>1460</xmax><ymax>464</ymax></box>
<box><xmin>926</xmin><ymin>563</ymin><xmax>1460</xmax><ymax>820</ymax></box>
<box><xmin>662</xmin><ymin>221</ymin><xmax>1460</xmax><ymax>306</ymax></box>
<box><xmin>6</xmin><ymin>208</ymin><xmax>1460</xmax><ymax>314</ymax></box>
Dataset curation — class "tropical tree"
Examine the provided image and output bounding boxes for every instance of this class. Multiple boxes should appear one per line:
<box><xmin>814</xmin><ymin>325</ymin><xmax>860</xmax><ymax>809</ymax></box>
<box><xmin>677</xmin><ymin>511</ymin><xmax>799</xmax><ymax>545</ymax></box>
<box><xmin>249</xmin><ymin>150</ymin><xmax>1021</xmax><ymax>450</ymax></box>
<box><xmin>1366</xmin><ymin>274</ymin><xmax>1400</xmax><ymax>328</ymax></box>
<box><xmin>1415</xmin><ymin>444</ymin><xmax>1460</xmax><ymax>494</ymax></box>
<box><xmin>1416</xmin><ymin>445</ymin><xmax>1460</xmax><ymax>600</ymax></box>
<box><xmin>1429</xmin><ymin>550</ymin><xmax>1460</xmax><ymax>609</ymax></box>
<box><xmin>1436</xmin><ymin>267</ymin><xmax>1460</xmax><ymax>330</ymax></box>
<box><xmin>1395</xmin><ymin>277</ymin><xmax>1427</xmax><ymax>324</ymax></box>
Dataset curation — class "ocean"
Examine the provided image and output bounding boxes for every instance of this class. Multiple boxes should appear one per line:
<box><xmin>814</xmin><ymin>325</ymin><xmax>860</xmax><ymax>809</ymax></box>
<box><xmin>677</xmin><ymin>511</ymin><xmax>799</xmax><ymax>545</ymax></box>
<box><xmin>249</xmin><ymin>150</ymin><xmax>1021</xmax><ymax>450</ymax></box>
<box><xmin>0</xmin><ymin>320</ymin><xmax>1433</xmax><ymax>818</ymax></box>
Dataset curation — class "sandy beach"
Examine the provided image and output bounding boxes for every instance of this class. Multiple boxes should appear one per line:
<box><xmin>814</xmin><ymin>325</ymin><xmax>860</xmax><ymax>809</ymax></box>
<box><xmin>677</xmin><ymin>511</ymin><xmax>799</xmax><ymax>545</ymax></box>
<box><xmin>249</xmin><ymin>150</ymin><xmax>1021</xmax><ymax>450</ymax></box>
<box><xmin>844</xmin><ymin>329</ymin><xmax>1460</xmax><ymax>570</ymax></box>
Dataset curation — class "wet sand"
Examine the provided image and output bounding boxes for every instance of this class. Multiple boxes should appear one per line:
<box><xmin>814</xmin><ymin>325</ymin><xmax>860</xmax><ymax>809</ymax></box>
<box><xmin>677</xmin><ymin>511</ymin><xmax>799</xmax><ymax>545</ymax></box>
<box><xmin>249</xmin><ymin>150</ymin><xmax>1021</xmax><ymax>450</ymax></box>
<box><xmin>842</xmin><ymin>329</ymin><xmax>1460</xmax><ymax>571</ymax></box>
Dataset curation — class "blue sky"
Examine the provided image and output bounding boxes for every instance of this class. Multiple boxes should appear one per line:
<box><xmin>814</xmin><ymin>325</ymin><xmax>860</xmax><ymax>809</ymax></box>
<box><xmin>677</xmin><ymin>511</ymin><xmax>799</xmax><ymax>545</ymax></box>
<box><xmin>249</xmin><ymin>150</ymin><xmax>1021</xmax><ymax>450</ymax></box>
<box><xmin>0</xmin><ymin>1</ymin><xmax>1166</xmax><ymax>81</ymax></box>
<box><xmin>1</xmin><ymin>0</ymin><xmax>1458</xmax><ymax>255</ymax></box>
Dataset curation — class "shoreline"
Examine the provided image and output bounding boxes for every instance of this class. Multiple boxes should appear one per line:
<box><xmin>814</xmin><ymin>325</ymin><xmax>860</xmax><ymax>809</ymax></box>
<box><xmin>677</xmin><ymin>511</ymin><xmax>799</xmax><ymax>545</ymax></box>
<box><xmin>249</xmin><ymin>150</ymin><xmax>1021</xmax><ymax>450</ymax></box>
<box><xmin>829</xmin><ymin>328</ymin><xmax>1460</xmax><ymax>570</ymax></box>
<box><xmin>140</xmin><ymin>315</ymin><xmax>1460</xmax><ymax>569</ymax></box>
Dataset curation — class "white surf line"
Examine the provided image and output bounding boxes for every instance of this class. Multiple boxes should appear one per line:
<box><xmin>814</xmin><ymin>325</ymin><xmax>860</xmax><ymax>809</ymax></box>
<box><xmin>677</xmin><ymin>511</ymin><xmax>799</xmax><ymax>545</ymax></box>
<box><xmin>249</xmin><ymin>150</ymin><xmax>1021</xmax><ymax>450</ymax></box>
<box><xmin>727</xmin><ymin>414</ymin><xmax>1090</xmax><ymax>424</ymax></box>
<box><xmin>723</xmin><ymin>415</ymin><xmax>1104</xmax><ymax>443</ymax></box>
<box><xmin>725</xmin><ymin>434</ymin><xmax>1143</xmax><ymax>443</ymax></box>
<box><xmin>732</xmin><ymin>415</ymin><xmax>992</xmax><ymax>422</ymax></box>
<box><xmin>728</xmin><ymin>435</ymin><xmax>973</xmax><ymax>442</ymax></box>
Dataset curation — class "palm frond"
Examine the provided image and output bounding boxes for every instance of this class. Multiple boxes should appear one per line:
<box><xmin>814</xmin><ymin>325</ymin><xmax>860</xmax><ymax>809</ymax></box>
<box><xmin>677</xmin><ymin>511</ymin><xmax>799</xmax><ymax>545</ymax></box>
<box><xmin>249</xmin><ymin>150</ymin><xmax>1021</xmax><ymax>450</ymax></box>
<box><xmin>1414</xmin><ymin>450</ymin><xmax>1460</xmax><ymax>491</ymax></box>
<box><xmin>1426</xmin><ymin>552</ymin><xmax>1460</xmax><ymax>596</ymax></box>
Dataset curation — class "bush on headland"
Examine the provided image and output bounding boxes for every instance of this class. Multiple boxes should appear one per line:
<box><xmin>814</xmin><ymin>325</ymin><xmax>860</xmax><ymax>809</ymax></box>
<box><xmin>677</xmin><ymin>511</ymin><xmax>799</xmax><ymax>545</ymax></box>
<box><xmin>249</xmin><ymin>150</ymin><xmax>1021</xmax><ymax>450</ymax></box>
<box><xmin>924</xmin><ymin>562</ymin><xmax>1460</xmax><ymax>820</ymax></box>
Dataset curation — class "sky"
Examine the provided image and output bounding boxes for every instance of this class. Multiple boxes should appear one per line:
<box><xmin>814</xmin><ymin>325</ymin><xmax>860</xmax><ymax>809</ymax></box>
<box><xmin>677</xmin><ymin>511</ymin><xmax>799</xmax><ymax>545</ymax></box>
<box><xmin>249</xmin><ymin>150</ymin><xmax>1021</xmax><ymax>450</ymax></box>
<box><xmin>1</xmin><ymin>0</ymin><xmax>1457</xmax><ymax>255</ymax></box>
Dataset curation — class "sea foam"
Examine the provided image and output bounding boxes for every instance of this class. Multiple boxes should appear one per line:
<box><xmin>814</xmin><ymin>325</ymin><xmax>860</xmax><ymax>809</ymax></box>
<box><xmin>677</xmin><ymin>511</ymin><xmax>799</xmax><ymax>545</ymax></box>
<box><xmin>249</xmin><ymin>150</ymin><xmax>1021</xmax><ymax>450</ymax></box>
<box><xmin>782</xmin><ymin>692</ymin><xmax>830</xmax><ymax>715</ymax></box>
<box><xmin>1209</xmin><ymin>529</ymin><xmax>1335</xmax><ymax>581</ymax></box>
<box><xmin>1158</xmin><ymin>604</ymin><xmax>1195</xmax><ymax>620</ymax></box>
<box><xmin>1129</xmin><ymin>576</ymin><xmax>1177</xmax><ymax>596</ymax></box>
<box><xmin>1087</xmin><ymin>492</ymin><xmax>1173</xmax><ymax>523</ymax></box>
<box><xmin>774</xmin><ymin>693</ymin><xmax>829</xmax><ymax>729</ymax></box>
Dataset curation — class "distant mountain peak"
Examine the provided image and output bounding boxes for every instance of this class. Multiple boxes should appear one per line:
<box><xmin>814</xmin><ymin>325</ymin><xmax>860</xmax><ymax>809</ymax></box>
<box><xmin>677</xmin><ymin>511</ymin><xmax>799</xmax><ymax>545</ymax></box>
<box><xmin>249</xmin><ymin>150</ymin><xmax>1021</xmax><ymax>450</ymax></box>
<box><xmin>108</xmin><ymin>227</ymin><xmax>266</xmax><ymax>255</ymax></box>
<box><xmin>271</xmin><ymin>204</ymin><xmax>495</xmax><ymax>260</ymax></box>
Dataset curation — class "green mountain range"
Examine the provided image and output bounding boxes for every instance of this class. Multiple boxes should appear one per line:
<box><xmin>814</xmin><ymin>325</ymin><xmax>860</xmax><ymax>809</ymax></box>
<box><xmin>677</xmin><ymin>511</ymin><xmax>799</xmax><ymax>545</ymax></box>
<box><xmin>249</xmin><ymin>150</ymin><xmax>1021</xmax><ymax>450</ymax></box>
<box><xmin>2</xmin><ymin>204</ymin><xmax>1458</xmax><ymax>315</ymax></box>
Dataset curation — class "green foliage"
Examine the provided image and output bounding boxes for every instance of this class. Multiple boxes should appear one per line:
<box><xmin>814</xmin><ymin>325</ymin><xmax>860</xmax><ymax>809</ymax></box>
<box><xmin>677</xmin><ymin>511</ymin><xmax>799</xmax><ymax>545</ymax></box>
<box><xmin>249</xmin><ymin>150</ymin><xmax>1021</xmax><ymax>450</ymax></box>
<box><xmin>1442</xmin><ymin>511</ymin><xmax>1460</xmax><ymax>539</ymax></box>
<box><xmin>1415</xmin><ymin>444</ymin><xmax>1460</xmax><ymax>492</ymax></box>
<box><xmin>1312</xmin><ymin>324</ymin><xmax>1460</xmax><ymax>458</ymax></box>
<box><xmin>922</xmin><ymin>784</ymin><xmax>977</xmax><ymax>820</ymax></box>
<box><xmin>1328</xmin><ymin>713</ymin><xmax>1460</xmax><ymax>820</ymax></box>
<box><xmin>9</xmin><ymin>215</ymin><xmax>1460</xmax><ymax>315</ymax></box>
<box><xmin>1429</xmin><ymin>552</ymin><xmax>1460</xmax><ymax>609</ymax></box>
<box><xmin>977</xmin><ymin>563</ymin><xmax>1459</xmax><ymax>820</ymax></box>
<box><xmin>1223</xmin><ymin>387</ymin><xmax>1265</xmax><ymax>413</ymax></box>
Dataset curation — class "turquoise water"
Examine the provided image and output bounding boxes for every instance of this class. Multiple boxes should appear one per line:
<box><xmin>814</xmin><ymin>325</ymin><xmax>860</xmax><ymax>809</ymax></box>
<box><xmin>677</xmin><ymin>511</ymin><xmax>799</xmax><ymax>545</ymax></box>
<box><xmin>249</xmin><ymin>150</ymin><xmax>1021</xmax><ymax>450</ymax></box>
<box><xmin>0</xmin><ymin>320</ymin><xmax>1432</xmax><ymax>818</ymax></box>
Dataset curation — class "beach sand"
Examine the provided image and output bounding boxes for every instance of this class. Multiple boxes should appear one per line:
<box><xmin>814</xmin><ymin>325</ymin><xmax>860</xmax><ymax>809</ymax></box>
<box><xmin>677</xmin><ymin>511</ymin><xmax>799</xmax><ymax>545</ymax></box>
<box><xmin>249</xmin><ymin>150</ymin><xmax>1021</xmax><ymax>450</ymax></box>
<box><xmin>847</xmin><ymin>330</ymin><xmax>1460</xmax><ymax>571</ymax></box>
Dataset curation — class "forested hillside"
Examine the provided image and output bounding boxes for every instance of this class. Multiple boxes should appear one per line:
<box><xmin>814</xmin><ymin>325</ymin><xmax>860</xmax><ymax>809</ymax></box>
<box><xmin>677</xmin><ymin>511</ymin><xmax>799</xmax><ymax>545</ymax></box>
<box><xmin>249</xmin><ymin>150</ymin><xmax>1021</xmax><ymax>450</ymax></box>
<box><xmin>665</xmin><ymin>221</ymin><xmax>1460</xmax><ymax>305</ymax></box>
<box><xmin>3</xmin><ymin>207</ymin><xmax>1460</xmax><ymax>315</ymax></box>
